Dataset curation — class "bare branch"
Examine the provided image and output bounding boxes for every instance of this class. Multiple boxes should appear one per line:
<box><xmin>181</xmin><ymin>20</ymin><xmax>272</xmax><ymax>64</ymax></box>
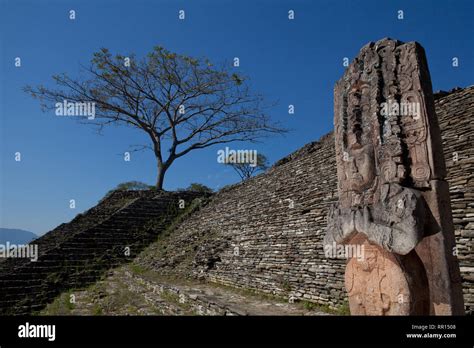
<box><xmin>24</xmin><ymin>46</ymin><xmax>287</xmax><ymax>188</ymax></box>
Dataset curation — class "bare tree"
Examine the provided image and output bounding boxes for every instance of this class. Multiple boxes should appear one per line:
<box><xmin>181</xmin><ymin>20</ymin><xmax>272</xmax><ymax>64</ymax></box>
<box><xmin>24</xmin><ymin>46</ymin><xmax>286</xmax><ymax>189</ymax></box>
<box><xmin>226</xmin><ymin>153</ymin><xmax>269</xmax><ymax>181</ymax></box>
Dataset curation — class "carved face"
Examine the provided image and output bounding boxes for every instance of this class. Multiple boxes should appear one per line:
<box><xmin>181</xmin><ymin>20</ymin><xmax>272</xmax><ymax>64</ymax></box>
<box><xmin>344</xmin><ymin>143</ymin><xmax>376</xmax><ymax>193</ymax></box>
<box><xmin>360</xmin><ymin>248</ymin><xmax>378</xmax><ymax>272</ymax></box>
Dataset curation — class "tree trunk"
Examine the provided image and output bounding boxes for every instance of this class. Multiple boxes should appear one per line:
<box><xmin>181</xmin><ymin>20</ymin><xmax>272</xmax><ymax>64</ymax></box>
<box><xmin>155</xmin><ymin>164</ymin><xmax>167</xmax><ymax>190</ymax></box>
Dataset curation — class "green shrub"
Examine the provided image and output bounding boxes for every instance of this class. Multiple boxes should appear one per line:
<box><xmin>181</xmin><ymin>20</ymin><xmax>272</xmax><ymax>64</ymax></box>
<box><xmin>177</xmin><ymin>183</ymin><xmax>213</xmax><ymax>194</ymax></box>
<box><xmin>101</xmin><ymin>181</ymin><xmax>154</xmax><ymax>200</ymax></box>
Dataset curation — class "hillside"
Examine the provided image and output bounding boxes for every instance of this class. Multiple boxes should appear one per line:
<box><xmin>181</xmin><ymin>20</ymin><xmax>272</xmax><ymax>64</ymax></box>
<box><xmin>0</xmin><ymin>228</ymin><xmax>37</xmax><ymax>244</ymax></box>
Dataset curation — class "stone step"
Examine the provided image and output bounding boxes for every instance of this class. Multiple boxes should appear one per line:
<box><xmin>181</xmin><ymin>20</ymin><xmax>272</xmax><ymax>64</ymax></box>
<box><xmin>0</xmin><ymin>190</ymin><xmax>207</xmax><ymax>314</ymax></box>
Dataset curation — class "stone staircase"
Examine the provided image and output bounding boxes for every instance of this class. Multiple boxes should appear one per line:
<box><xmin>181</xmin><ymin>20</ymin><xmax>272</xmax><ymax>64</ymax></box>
<box><xmin>0</xmin><ymin>190</ymin><xmax>205</xmax><ymax>315</ymax></box>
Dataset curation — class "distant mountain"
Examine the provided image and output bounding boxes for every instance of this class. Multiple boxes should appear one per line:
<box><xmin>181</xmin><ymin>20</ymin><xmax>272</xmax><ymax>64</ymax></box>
<box><xmin>0</xmin><ymin>228</ymin><xmax>37</xmax><ymax>245</ymax></box>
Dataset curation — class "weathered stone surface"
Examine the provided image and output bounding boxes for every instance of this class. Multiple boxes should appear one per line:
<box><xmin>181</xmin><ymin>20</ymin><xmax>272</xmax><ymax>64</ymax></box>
<box><xmin>145</xmin><ymin>86</ymin><xmax>473</xmax><ymax>315</ymax></box>
<box><xmin>345</xmin><ymin>235</ymin><xmax>429</xmax><ymax>315</ymax></box>
<box><xmin>326</xmin><ymin>38</ymin><xmax>464</xmax><ymax>315</ymax></box>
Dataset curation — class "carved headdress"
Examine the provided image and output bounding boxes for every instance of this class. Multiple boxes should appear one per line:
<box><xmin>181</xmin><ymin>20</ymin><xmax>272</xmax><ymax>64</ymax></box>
<box><xmin>334</xmin><ymin>38</ymin><xmax>446</xmax><ymax>208</ymax></box>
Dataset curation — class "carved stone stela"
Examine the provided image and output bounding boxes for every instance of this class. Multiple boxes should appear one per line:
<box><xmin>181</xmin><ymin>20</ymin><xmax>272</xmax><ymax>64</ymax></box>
<box><xmin>325</xmin><ymin>38</ymin><xmax>464</xmax><ymax>315</ymax></box>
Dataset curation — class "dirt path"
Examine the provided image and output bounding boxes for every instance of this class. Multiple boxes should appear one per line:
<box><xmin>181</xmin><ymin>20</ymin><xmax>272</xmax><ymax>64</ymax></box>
<box><xmin>41</xmin><ymin>266</ymin><xmax>333</xmax><ymax>316</ymax></box>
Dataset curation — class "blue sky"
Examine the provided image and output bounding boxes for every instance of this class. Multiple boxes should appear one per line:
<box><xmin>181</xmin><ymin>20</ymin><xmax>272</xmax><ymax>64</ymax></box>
<box><xmin>0</xmin><ymin>0</ymin><xmax>473</xmax><ymax>235</ymax></box>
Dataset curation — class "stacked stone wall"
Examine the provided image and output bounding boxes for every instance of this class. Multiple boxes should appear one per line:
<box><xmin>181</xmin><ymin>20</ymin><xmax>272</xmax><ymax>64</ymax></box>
<box><xmin>160</xmin><ymin>86</ymin><xmax>473</xmax><ymax>314</ymax></box>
